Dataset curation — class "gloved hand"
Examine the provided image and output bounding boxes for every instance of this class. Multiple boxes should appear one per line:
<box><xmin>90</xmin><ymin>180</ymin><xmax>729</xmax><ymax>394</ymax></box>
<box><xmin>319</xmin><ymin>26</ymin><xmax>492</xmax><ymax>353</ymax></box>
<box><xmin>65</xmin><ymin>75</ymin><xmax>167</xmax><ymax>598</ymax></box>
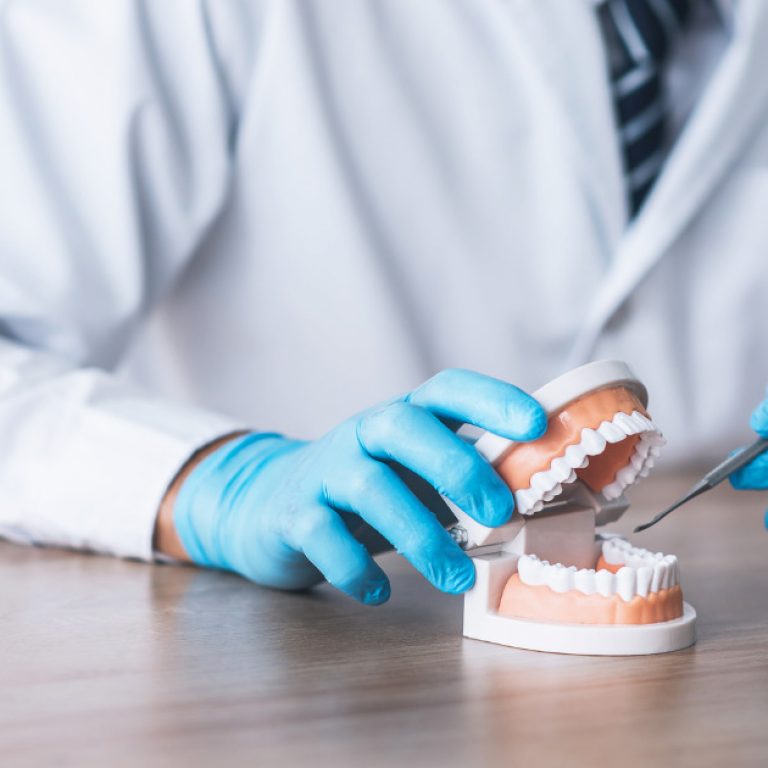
<box><xmin>729</xmin><ymin>392</ymin><xmax>768</xmax><ymax>529</ymax></box>
<box><xmin>169</xmin><ymin>369</ymin><xmax>546</xmax><ymax>605</ymax></box>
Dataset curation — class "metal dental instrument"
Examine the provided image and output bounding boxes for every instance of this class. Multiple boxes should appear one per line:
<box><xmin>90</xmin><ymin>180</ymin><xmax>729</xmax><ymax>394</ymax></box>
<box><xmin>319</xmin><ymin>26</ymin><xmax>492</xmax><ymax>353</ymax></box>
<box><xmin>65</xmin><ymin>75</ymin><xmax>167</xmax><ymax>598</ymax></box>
<box><xmin>634</xmin><ymin>436</ymin><xmax>768</xmax><ymax>533</ymax></box>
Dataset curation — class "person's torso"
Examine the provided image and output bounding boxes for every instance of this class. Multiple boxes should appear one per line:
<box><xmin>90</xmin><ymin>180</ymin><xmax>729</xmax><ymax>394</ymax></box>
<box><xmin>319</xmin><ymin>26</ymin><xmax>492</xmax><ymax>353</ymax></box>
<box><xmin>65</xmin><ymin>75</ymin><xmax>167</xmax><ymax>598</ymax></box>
<box><xmin>121</xmin><ymin>0</ymin><xmax>768</xmax><ymax>465</ymax></box>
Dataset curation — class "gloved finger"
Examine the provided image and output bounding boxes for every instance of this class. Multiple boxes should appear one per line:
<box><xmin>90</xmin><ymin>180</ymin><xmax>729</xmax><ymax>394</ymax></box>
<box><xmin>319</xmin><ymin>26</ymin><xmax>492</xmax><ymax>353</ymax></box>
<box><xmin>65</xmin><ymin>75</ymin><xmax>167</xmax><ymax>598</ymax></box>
<box><xmin>357</xmin><ymin>401</ymin><xmax>514</xmax><ymax>527</ymax></box>
<box><xmin>750</xmin><ymin>395</ymin><xmax>768</xmax><ymax>438</ymax></box>
<box><xmin>729</xmin><ymin>451</ymin><xmax>768</xmax><ymax>490</ymax></box>
<box><xmin>407</xmin><ymin>368</ymin><xmax>546</xmax><ymax>441</ymax></box>
<box><xmin>286</xmin><ymin>503</ymin><xmax>391</xmax><ymax>605</ymax></box>
<box><xmin>327</xmin><ymin>457</ymin><xmax>476</xmax><ymax>594</ymax></box>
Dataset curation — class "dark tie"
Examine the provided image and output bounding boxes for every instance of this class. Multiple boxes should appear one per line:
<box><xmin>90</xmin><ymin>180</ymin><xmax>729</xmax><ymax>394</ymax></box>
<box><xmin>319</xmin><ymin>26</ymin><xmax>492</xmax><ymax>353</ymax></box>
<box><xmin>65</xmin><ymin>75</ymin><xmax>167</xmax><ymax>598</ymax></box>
<box><xmin>598</xmin><ymin>0</ymin><xmax>691</xmax><ymax>216</ymax></box>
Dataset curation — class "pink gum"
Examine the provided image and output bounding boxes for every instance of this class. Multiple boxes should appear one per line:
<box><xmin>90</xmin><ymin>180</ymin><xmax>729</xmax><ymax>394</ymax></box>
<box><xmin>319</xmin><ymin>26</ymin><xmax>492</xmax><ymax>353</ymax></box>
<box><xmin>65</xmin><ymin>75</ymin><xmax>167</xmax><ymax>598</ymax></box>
<box><xmin>498</xmin><ymin>575</ymin><xmax>684</xmax><ymax>625</ymax></box>
<box><xmin>496</xmin><ymin>386</ymin><xmax>648</xmax><ymax>493</ymax></box>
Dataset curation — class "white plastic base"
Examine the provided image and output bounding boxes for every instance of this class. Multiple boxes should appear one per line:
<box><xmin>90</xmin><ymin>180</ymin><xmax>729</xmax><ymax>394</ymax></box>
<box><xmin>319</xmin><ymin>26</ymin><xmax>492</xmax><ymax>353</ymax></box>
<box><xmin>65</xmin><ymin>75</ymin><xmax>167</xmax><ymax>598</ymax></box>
<box><xmin>463</xmin><ymin>554</ymin><xmax>696</xmax><ymax>656</ymax></box>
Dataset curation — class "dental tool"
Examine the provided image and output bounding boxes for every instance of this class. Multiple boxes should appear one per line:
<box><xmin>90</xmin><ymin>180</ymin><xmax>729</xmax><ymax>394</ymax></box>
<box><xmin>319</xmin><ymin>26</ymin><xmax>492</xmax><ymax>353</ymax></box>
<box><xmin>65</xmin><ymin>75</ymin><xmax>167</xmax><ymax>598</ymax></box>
<box><xmin>633</xmin><ymin>437</ymin><xmax>768</xmax><ymax>533</ymax></box>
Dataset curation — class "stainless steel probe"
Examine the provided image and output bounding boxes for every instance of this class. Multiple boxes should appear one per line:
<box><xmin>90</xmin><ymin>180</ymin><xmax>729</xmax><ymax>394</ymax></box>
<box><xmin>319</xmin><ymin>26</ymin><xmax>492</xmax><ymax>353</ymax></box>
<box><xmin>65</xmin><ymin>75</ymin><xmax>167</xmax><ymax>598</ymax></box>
<box><xmin>634</xmin><ymin>437</ymin><xmax>768</xmax><ymax>533</ymax></box>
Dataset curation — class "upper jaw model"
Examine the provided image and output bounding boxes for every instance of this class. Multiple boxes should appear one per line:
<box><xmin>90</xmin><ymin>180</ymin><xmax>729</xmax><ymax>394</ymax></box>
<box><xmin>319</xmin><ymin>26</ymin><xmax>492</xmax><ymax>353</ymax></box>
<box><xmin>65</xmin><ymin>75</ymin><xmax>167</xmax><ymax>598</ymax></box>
<box><xmin>450</xmin><ymin>360</ymin><xmax>696</xmax><ymax>656</ymax></box>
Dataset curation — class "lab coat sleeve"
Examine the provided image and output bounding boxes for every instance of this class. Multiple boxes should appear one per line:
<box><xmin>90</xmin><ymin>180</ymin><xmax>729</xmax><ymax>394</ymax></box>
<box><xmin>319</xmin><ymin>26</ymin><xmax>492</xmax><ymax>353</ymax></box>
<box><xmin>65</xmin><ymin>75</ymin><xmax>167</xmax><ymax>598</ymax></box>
<box><xmin>0</xmin><ymin>338</ymin><xmax>241</xmax><ymax>558</ymax></box>
<box><xmin>0</xmin><ymin>0</ymin><xmax>261</xmax><ymax>558</ymax></box>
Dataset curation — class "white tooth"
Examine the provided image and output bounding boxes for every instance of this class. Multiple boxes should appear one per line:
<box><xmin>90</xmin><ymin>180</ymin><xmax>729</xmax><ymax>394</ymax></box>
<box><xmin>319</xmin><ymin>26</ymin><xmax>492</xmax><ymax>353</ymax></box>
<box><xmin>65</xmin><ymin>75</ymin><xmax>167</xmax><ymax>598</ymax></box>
<box><xmin>602</xmin><ymin>542</ymin><xmax>625</xmax><ymax>566</ymax></box>
<box><xmin>636</xmin><ymin>438</ymin><xmax>651</xmax><ymax>458</ymax></box>
<box><xmin>514</xmin><ymin>488</ymin><xmax>539</xmax><ymax>514</ymax></box>
<box><xmin>616</xmin><ymin>566</ymin><xmax>635</xmax><ymax>603</ymax></box>
<box><xmin>627</xmin><ymin>547</ymin><xmax>656</xmax><ymax>569</ymax></box>
<box><xmin>581</xmin><ymin>428</ymin><xmax>607</xmax><ymax>455</ymax></box>
<box><xmin>614</xmin><ymin>464</ymin><xmax>638</xmax><ymax>490</ymax></box>
<box><xmin>518</xmin><ymin>555</ymin><xmax>546</xmax><ymax>586</ymax></box>
<box><xmin>542</xmin><ymin>483</ymin><xmax>563</xmax><ymax>502</ymax></box>
<box><xmin>574</xmin><ymin>569</ymin><xmax>597</xmax><ymax>595</ymax></box>
<box><xmin>619</xmin><ymin>412</ymin><xmax>644</xmax><ymax>435</ymax></box>
<box><xmin>663</xmin><ymin>555</ymin><xmax>679</xmax><ymax>586</ymax></box>
<box><xmin>650</xmin><ymin>565</ymin><xmax>661</xmax><ymax>592</ymax></box>
<box><xmin>635</xmin><ymin>459</ymin><xmax>653</xmax><ymax>478</ymax></box>
<box><xmin>564</xmin><ymin>469</ymin><xmax>577</xmax><ymax>485</ymax></box>
<box><xmin>550</xmin><ymin>457</ymin><xmax>573</xmax><ymax>482</ymax></box>
<box><xmin>636</xmin><ymin>566</ymin><xmax>653</xmax><ymax>597</ymax></box>
<box><xmin>651</xmin><ymin>562</ymin><xmax>668</xmax><ymax>592</ymax></box>
<box><xmin>616</xmin><ymin>567</ymin><xmax>636</xmax><ymax>602</ymax></box>
<box><xmin>633</xmin><ymin>412</ymin><xmax>656</xmax><ymax>432</ymax></box>
<box><xmin>601</xmin><ymin>479</ymin><xmax>624</xmax><ymax>500</ymax></box>
<box><xmin>600</xmin><ymin>467</ymin><xmax>635</xmax><ymax>500</ymax></box>
<box><xmin>598</xmin><ymin>420</ymin><xmax>625</xmax><ymax>443</ymax></box>
<box><xmin>548</xmin><ymin>563</ymin><xmax>573</xmax><ymax>593</ymax></box>
<box><xmin>660</xmin><ymin>562</ymin><xmax>670</xmax><ymax>590</ymax></box>
<box><xmin>512</xmin><ymin>494</ymin><xmax>530</xmax><ymax>515</ymax></box>
<box><xmin>600</xmin><ymin>480</ymin><xmax>626</xmax><ymax>501</ymax></box>
<box><xmin>630</xmin><ymin>451</ymin><xmax>645</xmax><ymax>471</ymax></box>
<box><xmin>564</xmin><ymin>443</ymin><xmax>587</xmax><ymax>468</ymax></box>
<box><xmin>530</xmin><ymin>499</ymin><xmax>544</xmax><ymax>515</ymax></box>
<box><xmin>517</xmin><ymin>555</ymin><xmax>532</xmax><ymax>582</ymax></box>
<box><xmin>596</xmin><ymin>569</ymin><xmax>615</xmax><ymax>597</ymax></box>
<box><xmin>612</xmin><ymin>412</ymin><xmax>635</xmax><ymax>434</ymax></box>
<box><xmin>651</xmin><ymin>563</ymin><xmax>661</xmax><ymax>592</ymax></box>
<box><xmin>602</xmin><ymin>536</ymin><xmax>629</xmax><ymax>554</ymax></box>
<box><xmin>531</xmin><ymin>470</ymin><xmax>558</xmax><ymax>494</ymax></box>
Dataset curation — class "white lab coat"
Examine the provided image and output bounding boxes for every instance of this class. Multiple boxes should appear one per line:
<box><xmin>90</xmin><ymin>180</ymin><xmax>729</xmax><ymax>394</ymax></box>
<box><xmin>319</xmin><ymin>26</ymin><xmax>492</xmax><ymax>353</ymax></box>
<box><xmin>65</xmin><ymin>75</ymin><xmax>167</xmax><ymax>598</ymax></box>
<box><xmin>0</xmin><ymin>0</ymin><xmax>766</xmax><ymax>559</ymax></box>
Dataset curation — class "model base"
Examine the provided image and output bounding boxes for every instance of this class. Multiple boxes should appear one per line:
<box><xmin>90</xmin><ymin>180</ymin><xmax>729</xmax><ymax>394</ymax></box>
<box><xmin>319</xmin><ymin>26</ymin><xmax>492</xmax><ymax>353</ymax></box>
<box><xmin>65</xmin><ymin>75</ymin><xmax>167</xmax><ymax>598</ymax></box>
<box><xmin>463</xmin><ymin>554</ymin><xmax>696</xmax><ymax>656</ymax></box>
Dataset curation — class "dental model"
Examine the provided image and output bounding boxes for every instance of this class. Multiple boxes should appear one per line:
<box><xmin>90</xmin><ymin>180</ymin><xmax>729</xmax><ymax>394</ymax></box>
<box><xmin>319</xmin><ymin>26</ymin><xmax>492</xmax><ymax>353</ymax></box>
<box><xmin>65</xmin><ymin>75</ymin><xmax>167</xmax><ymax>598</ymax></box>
<box><xmin>449</xmin><ymin>360</ymin><xmax>696</xmax><ymax>655</ymax></box>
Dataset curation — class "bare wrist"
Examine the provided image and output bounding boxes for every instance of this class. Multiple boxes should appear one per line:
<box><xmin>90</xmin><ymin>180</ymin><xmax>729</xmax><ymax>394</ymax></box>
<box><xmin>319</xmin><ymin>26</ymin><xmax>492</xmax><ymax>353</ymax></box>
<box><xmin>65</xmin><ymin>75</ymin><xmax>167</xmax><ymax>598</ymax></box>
<box><xmin>153</xmin><ymin>431</ymin><xmax>249</xmax><ymax>560</ymax></box>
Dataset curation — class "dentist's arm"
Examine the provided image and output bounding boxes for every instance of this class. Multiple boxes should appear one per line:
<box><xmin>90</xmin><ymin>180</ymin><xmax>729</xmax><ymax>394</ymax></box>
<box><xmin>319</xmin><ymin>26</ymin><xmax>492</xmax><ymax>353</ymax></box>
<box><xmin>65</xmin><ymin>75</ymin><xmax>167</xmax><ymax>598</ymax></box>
<box><xmin>730</xmin><ymin>394</ymin><xmax>768</xmax><ymax>528</ymax></box>
<box><xmin>154</xmin><ymin>370</ymin><xmax>546</xmax><ymax>604</ymax></box>
<box><xmin>0</xmin><ymin>1</ymin><xmax>258</xmax><ymax>557</ymax></box>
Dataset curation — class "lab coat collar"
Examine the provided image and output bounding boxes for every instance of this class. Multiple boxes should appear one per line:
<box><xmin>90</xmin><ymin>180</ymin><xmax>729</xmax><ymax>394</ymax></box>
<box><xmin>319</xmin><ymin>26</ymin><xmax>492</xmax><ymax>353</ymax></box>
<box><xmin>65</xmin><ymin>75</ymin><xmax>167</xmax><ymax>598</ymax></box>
<box><xmin>568</xmin><ymin>0</ymin><xmax>768</xmax><ymax>364</ymax></box>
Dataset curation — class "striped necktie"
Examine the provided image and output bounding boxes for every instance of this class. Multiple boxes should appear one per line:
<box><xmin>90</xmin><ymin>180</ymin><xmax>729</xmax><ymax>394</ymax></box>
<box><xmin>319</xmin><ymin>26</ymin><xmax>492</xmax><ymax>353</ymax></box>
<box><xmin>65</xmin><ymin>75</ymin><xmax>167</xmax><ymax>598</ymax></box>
<box><xmin>598</xmin><ymin>0</ymin><xmax>691</xmax><ymax>215</ymax></box>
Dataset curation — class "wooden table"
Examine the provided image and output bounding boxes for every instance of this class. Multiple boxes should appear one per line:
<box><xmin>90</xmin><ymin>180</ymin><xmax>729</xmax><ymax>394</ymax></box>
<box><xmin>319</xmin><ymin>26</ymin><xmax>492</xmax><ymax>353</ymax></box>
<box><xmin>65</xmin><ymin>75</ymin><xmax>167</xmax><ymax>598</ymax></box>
<box><xmin>1</xmin><ymin>472</ymin><xmax>767</xmax><ymax>767</ymax></box>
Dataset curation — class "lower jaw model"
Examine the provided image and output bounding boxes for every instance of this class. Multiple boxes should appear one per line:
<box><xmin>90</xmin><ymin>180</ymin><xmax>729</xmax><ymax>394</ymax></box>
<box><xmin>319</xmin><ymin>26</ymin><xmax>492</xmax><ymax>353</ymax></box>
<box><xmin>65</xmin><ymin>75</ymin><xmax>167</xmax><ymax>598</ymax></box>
<box><xmin>450</xmin><ymin>360</ymin><xmax>696</xmax><ymax>656</ymax></box>
<box><xmin>502</xmin><ymin>537</ymin><xmax>683</xmax><ymax>625</ymax></box>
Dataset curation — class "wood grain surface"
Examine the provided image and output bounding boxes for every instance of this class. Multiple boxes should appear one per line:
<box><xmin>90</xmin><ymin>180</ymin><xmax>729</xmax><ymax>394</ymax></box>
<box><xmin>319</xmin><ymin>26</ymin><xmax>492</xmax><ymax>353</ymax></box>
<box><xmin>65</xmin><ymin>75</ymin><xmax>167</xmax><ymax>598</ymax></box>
<box><xmin>1</xmin><ymin>472</ymin><xmax>766</xmax><ymax>767</ymax></box>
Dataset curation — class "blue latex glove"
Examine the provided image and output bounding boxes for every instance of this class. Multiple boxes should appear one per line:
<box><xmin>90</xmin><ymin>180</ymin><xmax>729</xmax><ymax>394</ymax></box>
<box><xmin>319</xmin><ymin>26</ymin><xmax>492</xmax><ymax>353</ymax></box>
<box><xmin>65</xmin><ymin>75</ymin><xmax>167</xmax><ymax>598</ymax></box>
<box><xmin>729</xmin><ymin>393</ymin><xmax>768</xmax><ymax>529</ymax></box>
<box><xmin>173</xmin><ymin>369</ymin><xmax>546</xmax><ymax>605</ymax></box>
